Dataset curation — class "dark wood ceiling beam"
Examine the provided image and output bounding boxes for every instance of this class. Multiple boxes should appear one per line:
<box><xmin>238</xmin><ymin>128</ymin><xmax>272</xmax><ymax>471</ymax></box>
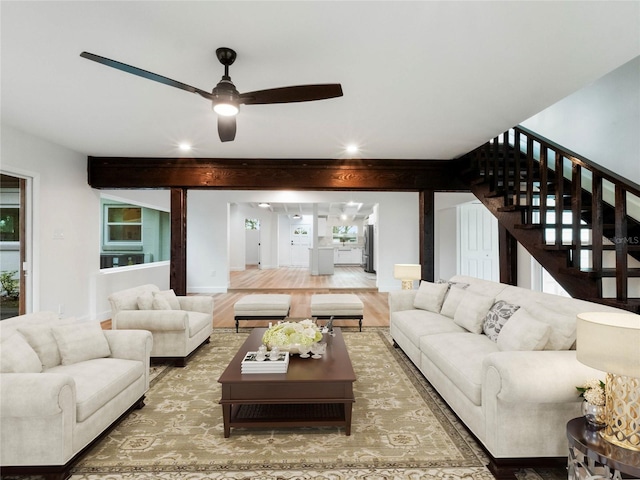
<box><xmin>88</xmin><ymin>157</ymin><xmax>468</xmax><ymax>191</ymax></box>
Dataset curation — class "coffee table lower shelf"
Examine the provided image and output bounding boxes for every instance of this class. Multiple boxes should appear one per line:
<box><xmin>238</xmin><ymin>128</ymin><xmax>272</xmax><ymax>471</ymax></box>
<box><xmin>224</xmin><ymin>402</ymin><xmax>352</xmax><ymax>436</ymax></box>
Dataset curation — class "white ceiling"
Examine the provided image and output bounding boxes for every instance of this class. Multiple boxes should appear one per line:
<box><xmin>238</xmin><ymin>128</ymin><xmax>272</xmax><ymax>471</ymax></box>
<box><xmin>2</xmin><ymin>1</ymin><xmax>639</xmax><ymax>161</ymax></box>
<box><xmin>244</xmin><ymin>201</ymin><xmax>375</xmax><ymax>219</ymax></box>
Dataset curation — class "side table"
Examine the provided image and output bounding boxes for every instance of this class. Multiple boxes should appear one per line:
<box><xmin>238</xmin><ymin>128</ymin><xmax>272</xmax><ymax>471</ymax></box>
<box><xmin>567</xmin><ymin>417</ymin><xmax>640</xmax><ymax>480</ymax></box>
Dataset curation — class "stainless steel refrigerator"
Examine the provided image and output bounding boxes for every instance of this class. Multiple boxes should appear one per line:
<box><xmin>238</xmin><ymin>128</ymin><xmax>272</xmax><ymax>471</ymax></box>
<box><xmin>363</xmin><ymin>224</ymin><xmax>375</xmax><ymax>273</ymax></box>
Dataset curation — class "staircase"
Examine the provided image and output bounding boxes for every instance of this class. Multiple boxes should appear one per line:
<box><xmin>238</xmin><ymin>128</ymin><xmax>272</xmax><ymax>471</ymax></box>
<box><xmin>459</xmin><ymin>126</ymin><xmax>640</xmax><ymax>313</ymax></box>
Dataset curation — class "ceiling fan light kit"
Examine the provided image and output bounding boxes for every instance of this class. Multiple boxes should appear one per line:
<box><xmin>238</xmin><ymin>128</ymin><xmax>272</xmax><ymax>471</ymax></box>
<box><xmin>80</xmin><ymin>47</ymin><xmax>342</xmax><ymax>142</ymax></box>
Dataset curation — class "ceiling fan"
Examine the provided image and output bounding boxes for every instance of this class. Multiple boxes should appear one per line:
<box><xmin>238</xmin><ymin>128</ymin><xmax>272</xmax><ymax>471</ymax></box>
<box><xmin>80</xmin><ymin>48</ymin><xmax>343</xmax><ymax>142</ymax></box>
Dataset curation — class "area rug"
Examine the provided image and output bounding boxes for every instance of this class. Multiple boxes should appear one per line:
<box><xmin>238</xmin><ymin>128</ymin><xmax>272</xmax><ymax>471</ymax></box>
<box><xmin>71</xmin><ymin>328</ymin><xmax>497</xmax><ymax>479</ymax></box>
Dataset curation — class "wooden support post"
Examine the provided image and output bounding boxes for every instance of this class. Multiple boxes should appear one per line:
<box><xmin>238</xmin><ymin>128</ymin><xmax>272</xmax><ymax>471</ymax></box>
<box><xmin>419</xmin><ymin>190</ymin><xmax>435</xmax><ymax>282</ymax></box>
<box><xmin>170</xmin><ymin>188</ymin><xmax>187</xmax><ymax>296</ymax></box>
<box><xmin>499</xmin><ymin>223</ymin><xmax>518</xmax><ymax>285</ymax></box>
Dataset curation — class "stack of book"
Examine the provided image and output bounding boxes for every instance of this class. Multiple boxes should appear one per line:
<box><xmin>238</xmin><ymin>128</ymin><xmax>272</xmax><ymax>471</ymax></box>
<box><xmin>241</xmin><ymin>351</ymin><xmax>289</xmax><ymax>374</ymax></box>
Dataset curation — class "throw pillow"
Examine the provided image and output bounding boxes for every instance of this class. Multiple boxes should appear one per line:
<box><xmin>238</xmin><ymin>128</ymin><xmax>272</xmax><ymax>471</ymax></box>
<box><xmin>52</xmin><ymin>322</ymin><xmax>111</xmax><ymax>365</ymax></box>
<box><xmin>152</xmin><ymin>292</ymin><xmax>173</xmax><ymax>310</ymax></box>
<box><xmin>413</xmin><ymin>281</ymin><xmax>449</xmax><ymax>313</ymax></box>
<box><xmin>453</xmin><ymin>291</ymin><xmax>495</xmax><ymax>334</ymax></box>
<box><xmin>497</xmin><ymin>308</ymin><xmax>551</xmax><ymax>351</ymax></box>
<box><xmin>483</xmin><ymin>300</ymin><xmax>520</xmax><ymax>342</ymax></box>
<box><xmin>137</xmin><ymin>291</ymin><xmax>154</xmax><ymax>310</ymax></box>
<box><xmin>157</xmin><ymin>289</ymin><xmax>181</xmax><ymax>310</ymax></box>
<box><xmin>18</xmin><ymin>324</ymin><xmax>62</xmax><ymax>369</ymax></box>
<box><xmin>0</xmin><ymin>334</ymin><xmax>43</xmax><ymax>373</ymax></box>
<box><xmin>523</xmin><ymin>303</ymin><xmax>577</xmax><ymax>350</ymax></box>
<box><xmin>440</xmin><ymin>287</ymin><xmax>466</xmax><ymax>318</ymax></box>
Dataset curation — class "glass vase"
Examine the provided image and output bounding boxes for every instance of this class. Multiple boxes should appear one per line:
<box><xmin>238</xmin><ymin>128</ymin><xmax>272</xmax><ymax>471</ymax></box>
<box><xmin>581</xmin><ymin>400</ymin><xmax>606</xmax><ymax>429</ymax></box>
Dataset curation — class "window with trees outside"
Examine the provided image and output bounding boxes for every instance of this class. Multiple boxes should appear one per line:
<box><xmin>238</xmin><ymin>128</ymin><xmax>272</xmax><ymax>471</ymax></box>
<box><xmin>332</xmin><ymin>225</ymin><xmax>358</xmax><ymax>243</ymax></box>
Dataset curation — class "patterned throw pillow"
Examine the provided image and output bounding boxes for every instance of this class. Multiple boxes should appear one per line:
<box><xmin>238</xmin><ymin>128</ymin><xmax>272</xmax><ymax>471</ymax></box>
<box><xmin>483</xmin><ymin>300</ymin><xmax>520</xmax><ymax>342</ymax></box>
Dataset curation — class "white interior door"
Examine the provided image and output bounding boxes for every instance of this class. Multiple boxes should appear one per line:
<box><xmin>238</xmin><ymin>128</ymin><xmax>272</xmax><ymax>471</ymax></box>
<box><xmin>245</xmin><ymin>228</ymin><xmax>260</xmax><ymax>266</ymax></box>
<box><xmin>458</xmin><ymin>202</ymin><xmax>499</xmax><ymax>281</ymax></box>
<box><xmin>290</xmin><ymin>224</ymin><xmax>310</xmax><ymax>267</ymax></box>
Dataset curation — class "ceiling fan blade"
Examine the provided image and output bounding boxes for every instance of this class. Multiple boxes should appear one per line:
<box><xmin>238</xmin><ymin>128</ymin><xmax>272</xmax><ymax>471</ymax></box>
<box><xmin>80</xmin><ymin>52</ymin><xmax>212</xmax><ymax>99</ymax></box>
<box><xmin>218</xmin><ymin>115</ymin><xmax>237</xmax><ymax>142</ymax></box>
<box><xmin>239</xmin><ymin>84</ymin><xmax>343</xmax><ymax>105</ymax></box>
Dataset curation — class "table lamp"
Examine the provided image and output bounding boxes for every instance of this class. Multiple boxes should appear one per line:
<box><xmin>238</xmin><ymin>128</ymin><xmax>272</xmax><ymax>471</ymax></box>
<box><xmin>576</xmin><ymin>312</ymin><xmax>640</xmax><ymax>451</ymax></box>
<box><xmin>393</xmin><ymin>264</ymin><xmax>422</xmax><ymax>290</ymax></box>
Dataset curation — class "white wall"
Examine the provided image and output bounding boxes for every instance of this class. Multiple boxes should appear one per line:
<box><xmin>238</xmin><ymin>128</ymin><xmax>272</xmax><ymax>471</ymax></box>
<box><xmin>1</xmin><ymin>124</ymin><xmax>172</xmax><ymax>320</ymax></box>
<box><xmin>186</xmin><ymin>190</ymin><xmax>419</xmax><ymax>293</ymax></box>
<box><xmin>434</xmin><ymin>192</ymin><xmax>477</xmax><ymax>281</ymax></box>
<box><xmin>522</xmin><ymin>55</ymin><xmax>640</xmax><ymax>185</ymax></box>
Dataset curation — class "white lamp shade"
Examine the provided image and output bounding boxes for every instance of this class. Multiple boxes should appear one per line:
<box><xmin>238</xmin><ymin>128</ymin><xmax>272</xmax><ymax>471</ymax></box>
<box><xmin>576</xmin><ymin>312</ymin><xmax>640</xmax><ymax>378</ymax></box>
<box><xmin>393</xmin><ymin>264</ymin><xmax>422</xmax><ymax>281</ymax></box>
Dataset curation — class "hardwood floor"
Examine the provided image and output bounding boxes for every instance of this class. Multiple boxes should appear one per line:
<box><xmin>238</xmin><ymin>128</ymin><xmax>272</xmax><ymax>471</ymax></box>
<box><xmin>211</xmin><ymin>265</ymin><xmax>389</xmax><ymax>329</ymax></box>
<box><xmin>101</xmin><ymin>266</ymin><xmax>390</xmax><ymax>331</ymax></box>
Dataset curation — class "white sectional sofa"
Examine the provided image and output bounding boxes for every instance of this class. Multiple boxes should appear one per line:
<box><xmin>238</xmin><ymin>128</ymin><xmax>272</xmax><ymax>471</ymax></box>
<box><xmin>0</xmin><ymin>311</ymin><xmax>152</xmax><ymax>479</ymax></box>
<box><xmin>389</xmin><ymin>275</ymin><xmax>627</xmax><ymax>478</ymax></box>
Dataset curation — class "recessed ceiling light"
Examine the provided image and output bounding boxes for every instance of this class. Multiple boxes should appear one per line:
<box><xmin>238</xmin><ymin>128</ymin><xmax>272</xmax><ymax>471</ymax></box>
<box><xmin>178</xmin><ymin>143</ymin><xmax>192</xmax><ymax>151</ymax></box>
<box><xmin>346</xmin><ymin>144</ymin><xmax>359</xmax><ymax>154</ymax></box>
<box><xmin>258</xmin><ymin>202</ymin><xmax>270</xmax><ymax>208</ymax></box>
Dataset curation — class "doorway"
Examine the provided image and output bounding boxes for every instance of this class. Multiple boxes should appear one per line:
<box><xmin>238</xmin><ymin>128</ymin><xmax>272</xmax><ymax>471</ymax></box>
<box><xmin>290</xmin><ymin>224</ymin><xmax>310</xmax><ymax>267</ymax></box>
<box><xmin>458</xmin><ymin>202</ymin><xmax>499</xmax><ymax>281</ymax></box>
<box><xmin>0</xmin><ymin>173</ymin><xmax>28</xmax><ymax>318</ymax></box>
<box><xmin>245</xmin><ymin>218</ymin><xmax>260</xmax><ymax>268</ymax></box>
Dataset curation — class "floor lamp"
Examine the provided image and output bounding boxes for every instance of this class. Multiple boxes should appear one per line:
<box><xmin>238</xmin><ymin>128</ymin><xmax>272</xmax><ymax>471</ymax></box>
<box><xmin>576</xmin><ymin>312</ymin><xmax>640</xmax><ymax>451</ymax></box>
<box><xmin>393</xmin><ymin>264</ymin><xmax>422</xmax><ymax>290</ymax></box>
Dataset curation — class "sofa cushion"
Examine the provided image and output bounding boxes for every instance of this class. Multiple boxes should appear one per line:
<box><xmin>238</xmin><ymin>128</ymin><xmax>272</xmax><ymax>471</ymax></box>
<box><xmin>188</xmin><ymin>311</ymin><xmax>212</xmax><ymax>338</ymax></box>
<box><xmin>0</xmin><ymin>334</ymin><xmax>43</xmax><ymax>373</ymax></box>
<box><xmin>108</xmin><ymin>284</ymin><xmax>160</xmax><ymax>312</ymax></box>
<box><xmin>440</xmin><ymin>287</ymin><xmax>466</xmax><ymax>318</ymax></box>
<box><xmin>390</xmin><ymin>310</ymin><xmax>466</xmax><ymax>350</ymax></box>
<box><xmin>523</xmin><ymin>303</ymin><xmax>576</xmax><ymax>350</ymax></box>
<box><xmin>483</xmin><ymin>300</ymin><xmax>520</xmax><ymax>342</ymax></box>
<box><xmin>497</xmin><ymin>308</ymin><xmax>551</xmax><ymax>351</ymax></box>
<box><xmin>137</xmin><ymin>291</ymin><xmax>154</xmax><ymax>310</ymax></box>
<box><xmin>47</xmin><ymin>357</ymin><xmax>144</xmax><ymax>422</ymax></box>
<box><xmin>453</xmin><ymin>291</ymin><xmax>495</xmax><ymax>334</ymax></box>
<box><xmin>52</xmin><ymin>322</ymin><xmax>112</xmax><ymax>365</ymax></box>
<box><xmin>158</xmin><ymin>289</ymin><xmax>181</xmax><ymax>310</ymax></box>
<box><xmin>420</xmin><ymin>332</ymin><xmax>498</xmax><ymax>406</ymax></box>
<box><xmin>17</xmin><ymin>319</ymin><xmax>76</xmax><ymax>369</ymax></box>
<box><xmin>413</xmin><ymin>281</ymin><xmax>449</xmax><ymax>313</ymax></box>
<box><xmin>152</xmin><ymin>292</ymin><xmax>173</xmax><ymax>310</ymax></box>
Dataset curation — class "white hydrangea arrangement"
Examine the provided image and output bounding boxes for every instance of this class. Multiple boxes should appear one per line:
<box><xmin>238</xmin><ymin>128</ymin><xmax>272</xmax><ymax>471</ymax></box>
<box><xmin>262</xmin><ymin>319</ymin><xmax>323</xmax><ymax>349</ymax></box>
<box><xmin>576</xmin><ymin>378</ymin><xmax>606</xmax><ymax>406</ymax></box>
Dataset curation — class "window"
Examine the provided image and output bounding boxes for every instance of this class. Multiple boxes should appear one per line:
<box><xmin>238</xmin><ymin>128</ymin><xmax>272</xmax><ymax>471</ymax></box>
<box><xmin>332</xmin><ymin>225</ymin><xmax>358</xmax><ymax>243</ymax></box>
<box><xmin>100</xmin><ymin>200</ymin><xmax>170</xmax><ymax>269</ymax></box>
<box><xmin>245</xmin><ymin>218</ymin><xmax>260</xmax><ymax>230</ymax></box>
<box><xmin>104</xmin><ymin>206</ymin><xmax>142</xmax><ymax>245</ymax></box>
<box><xmin>0</xmin><ymin>208</ymin><xmax>19</xmax><ymax>242</ymax></box>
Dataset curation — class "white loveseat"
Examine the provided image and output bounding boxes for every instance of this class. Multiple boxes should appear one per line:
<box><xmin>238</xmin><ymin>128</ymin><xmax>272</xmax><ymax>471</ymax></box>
<box><xmin>389</xmin><ymin>275</ymin><xmax>627</xmax><ymax>477</ymax></box>
<box><xmin>108</xmin><ymin>284</ymin><xmax>213</xmax><ymax>366</ymax></box>
<box><xmin>0</xmin><ymin>311</ymin><xmax>152</xmax><ymax>479</ymax></box>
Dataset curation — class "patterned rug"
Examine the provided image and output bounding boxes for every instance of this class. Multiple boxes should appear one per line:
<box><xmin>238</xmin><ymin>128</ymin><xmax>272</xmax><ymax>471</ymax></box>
<box><xmin>70</xmin><ymin>328</ymin><xmax>498</xmax><ymax>479</ymax></box>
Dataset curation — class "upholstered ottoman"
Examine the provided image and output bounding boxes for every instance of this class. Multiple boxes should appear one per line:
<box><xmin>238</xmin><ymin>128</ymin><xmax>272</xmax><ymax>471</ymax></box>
<box><xmin>233</xmin><ymin>294</ymin><xmax>292</xmax><ymax>332</ymax></box>
<box><xmin>310</xmin><ymin>294</ymin><xmax>364</xmax><ymax>331</ymax></box>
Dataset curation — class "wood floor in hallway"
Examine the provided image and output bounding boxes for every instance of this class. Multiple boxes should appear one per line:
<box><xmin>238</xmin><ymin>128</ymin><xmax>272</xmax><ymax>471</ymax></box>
<box><xmin>212</xmin><ymin>266</ymin><xmax>389</xmax><ymax>329</ymax></box>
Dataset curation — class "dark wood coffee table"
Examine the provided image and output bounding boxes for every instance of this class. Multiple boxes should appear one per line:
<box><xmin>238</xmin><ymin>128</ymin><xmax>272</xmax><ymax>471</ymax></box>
<box><xmin>218</xmin><ymin>327</ymin><xmax>356</xmax><ymax>437</ymax></box>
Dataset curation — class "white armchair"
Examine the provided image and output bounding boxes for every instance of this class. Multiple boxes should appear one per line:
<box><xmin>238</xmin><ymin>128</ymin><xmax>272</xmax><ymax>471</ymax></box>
<box><xmin>108</xmin><ymin>284</ymin><xmax>213</xmax><ymax>366</ymax></box>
